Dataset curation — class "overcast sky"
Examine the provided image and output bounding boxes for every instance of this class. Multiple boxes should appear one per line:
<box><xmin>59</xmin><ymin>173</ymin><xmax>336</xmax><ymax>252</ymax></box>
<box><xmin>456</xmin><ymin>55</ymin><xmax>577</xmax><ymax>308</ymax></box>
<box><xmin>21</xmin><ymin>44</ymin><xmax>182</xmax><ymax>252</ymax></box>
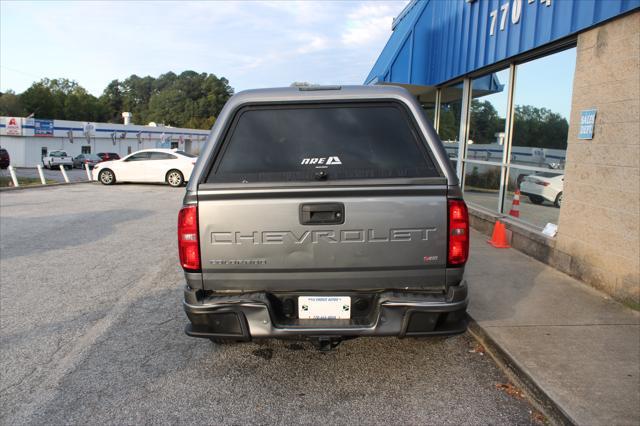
<box><xmin>0</xmin><ymin>1</ymin><xmax>408</xmax><ymax>96</ymax></box>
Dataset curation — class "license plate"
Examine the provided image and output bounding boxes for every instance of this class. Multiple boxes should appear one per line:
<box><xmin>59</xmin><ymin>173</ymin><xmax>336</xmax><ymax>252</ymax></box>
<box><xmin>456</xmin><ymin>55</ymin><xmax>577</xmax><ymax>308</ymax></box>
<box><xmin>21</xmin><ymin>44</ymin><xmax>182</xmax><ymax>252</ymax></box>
<box><xmin>298</xmin><ymin>296</ymin><xmax>351</xmax><ymax>319</ymax></box>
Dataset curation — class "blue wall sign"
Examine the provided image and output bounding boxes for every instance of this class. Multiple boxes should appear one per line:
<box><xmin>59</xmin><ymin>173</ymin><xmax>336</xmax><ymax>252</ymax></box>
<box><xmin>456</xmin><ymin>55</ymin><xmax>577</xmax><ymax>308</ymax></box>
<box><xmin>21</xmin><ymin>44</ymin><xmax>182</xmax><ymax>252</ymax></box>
<box><xmin>578</xmin><ymin>109</ymin><xmax>597</xmax><ymax>140</ymax></box>
<box><xmin>34</xmin><ymin>119</ymin><xmax>54</xmax><ymax>137</ymax></box>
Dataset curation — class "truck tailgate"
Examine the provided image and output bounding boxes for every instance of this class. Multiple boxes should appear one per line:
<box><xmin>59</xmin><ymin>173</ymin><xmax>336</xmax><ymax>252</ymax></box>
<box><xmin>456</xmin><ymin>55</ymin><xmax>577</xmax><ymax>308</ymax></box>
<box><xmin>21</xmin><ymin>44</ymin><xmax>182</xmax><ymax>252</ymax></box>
<box><xmin>197</xmin><ymin>186</ymin><xmax>448</xmax><ymax>292</ymax></box>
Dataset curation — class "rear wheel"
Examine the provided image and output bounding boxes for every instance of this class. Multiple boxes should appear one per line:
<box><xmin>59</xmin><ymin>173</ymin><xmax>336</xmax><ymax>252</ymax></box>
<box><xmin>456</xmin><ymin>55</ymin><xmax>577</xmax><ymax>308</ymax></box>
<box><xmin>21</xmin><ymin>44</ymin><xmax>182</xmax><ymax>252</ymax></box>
<box><xmin>99</xmin><ymin>169</ymin><xmax>115</xmax><ymax>185</ymax></box>
<box><xmin>554</xmin><ymin>192</ymin><xmax>563</xmax><ymax>208</ymax></box>
<box><xmin>166</xmin><ymin>169</ymin><xmax>184</xmax><ymax>187</ymax></box>
<box><xmin>528</xmin><ymin>195</ymin><xmax>545</xmax><ymax>205</ymax></box>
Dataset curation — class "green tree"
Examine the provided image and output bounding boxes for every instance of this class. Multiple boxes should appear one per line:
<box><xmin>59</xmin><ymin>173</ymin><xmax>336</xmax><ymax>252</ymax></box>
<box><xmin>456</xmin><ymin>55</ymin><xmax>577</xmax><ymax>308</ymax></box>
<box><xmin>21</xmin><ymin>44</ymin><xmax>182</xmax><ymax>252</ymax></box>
<box><xmin>100</xmin><ymin>80</ymin><xmax>124</xmax><ymax>122</ymax></box>
<box><xmin>20</xmin><ymin>79</ymin><xmax>63</xmax><ymax>118</ymax></box>
<box><xmin>18</xmin><ymin>78</ymin><xmax>107</xmax><ymax>121</ymax></box>
<box><xmin>469</xmin><ymin>100</ymin><xmax>504</xmax><ymax>145</ymax></box>
<box><xmin>512</xmin><ymin>105</ymin><xmax>569</xmax><ymax>149</ymax></box>
<box><xmin>0</xmin><ymin>90</ymin><xmax>25</xmax><ymax>116</ymax></box>
<box><xmin>438</xmin><ymin>101</ymin><xmax>462</xmax><ymax>141</ymax></box>
<box><xmin>11</xmin><ymin>72</ymin><xmax>233</xmax><ymax>128</ymax></box>
<box><xmin>96</xmin><ymin>71</ymin><xmax>233</xmax><ymax>128</ymax></box>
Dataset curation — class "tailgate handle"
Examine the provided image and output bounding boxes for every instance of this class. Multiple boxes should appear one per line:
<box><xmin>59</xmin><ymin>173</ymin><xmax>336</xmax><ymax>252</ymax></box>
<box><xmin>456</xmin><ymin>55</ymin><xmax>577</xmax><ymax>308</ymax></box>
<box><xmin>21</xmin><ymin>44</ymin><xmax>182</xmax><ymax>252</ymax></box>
<box><xmin>300</xmin><ymin>203</ymin><xmax>345</xmax><ymax>225</ymax></box>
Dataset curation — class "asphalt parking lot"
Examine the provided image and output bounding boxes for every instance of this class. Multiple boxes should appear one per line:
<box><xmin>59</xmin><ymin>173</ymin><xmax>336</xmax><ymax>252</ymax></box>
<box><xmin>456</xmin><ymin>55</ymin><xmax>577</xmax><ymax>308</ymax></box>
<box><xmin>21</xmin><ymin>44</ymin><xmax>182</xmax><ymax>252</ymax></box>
<box><xmin>1</xmin><ymin>183</ymin><xmax>540</xmax><ymax>425</ymax></box>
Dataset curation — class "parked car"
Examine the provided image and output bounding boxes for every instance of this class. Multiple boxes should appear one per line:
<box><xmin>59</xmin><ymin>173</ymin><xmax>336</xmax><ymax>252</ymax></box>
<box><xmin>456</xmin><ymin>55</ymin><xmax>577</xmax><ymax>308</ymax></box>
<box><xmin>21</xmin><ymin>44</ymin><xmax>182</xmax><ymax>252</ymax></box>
<box><xmin>73</xmin><ymin>153</ymin><xmax>102</xmax><ymax>169</ymax></box>
<box><xmin>96</xmin><ymin>152</ymin><xmax>121</xmax><ymax>161</ymax></box>
<box><xmin>0</xmin><ymin>148</ymin><xmax>10</xmax><ymax>169</ymax></box>
<box><xmin>43</xmin><ymin>151</ymin><xmax>73</xmax><ymax>169</ymax></box>
<box><xmin>180</xmin><ymin>85</ymin><xmax>469</xmax><ymax>350</ymax></box>
<box><xmin>92</xmin><ymin>149</ymin><xmax>197</xmax><ymax>187</ymax></box>
<box><xmin>520</xmin><ymin>173</ymin><xmax>564</xmax><ymax>207</ymax></box>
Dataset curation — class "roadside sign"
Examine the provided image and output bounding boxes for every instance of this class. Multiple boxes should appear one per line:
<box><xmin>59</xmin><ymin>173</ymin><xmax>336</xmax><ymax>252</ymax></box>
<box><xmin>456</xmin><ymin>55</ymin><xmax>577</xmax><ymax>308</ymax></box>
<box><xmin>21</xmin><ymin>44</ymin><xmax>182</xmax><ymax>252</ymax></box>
<box><xmin>34</xmin><ymin>119</ymin><xmax>54</xmax><ymax>137</ymax></box>
<box><xmin>578</xmin><ymin>109</ymin><xmax>597</xmax><ymax>140</ymax></box>
<box><xmin>5</xmin><ymin>117</ymin><xmax>22</xmax><ymax>136</ymax></box>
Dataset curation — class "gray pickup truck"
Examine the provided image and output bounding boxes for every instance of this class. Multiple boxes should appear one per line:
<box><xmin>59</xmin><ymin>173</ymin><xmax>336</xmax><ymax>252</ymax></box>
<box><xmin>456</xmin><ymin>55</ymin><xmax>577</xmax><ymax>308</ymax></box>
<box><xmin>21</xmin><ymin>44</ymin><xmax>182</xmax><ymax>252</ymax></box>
<box><xmin>179</xmin><ymin>85</ymin><xmax>469</xmax><ymax>350</ymax></box>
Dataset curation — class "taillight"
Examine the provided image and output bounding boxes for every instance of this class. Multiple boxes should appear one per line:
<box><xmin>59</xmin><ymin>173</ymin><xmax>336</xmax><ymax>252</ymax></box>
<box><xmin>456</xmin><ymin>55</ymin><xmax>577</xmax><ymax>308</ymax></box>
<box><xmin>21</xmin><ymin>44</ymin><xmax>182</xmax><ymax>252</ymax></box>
<box><xmin>534</xmin><ymin>180</ymin><xmax>550</xmax><ymax>187</ymax></box>
<box><xmin>448</xmin><ymin>199</ymin><xmax>469</xmax><ymax>266</ymax></box>
<box><xmin>178</xmin><ymin>205</ymin><xmax>200</xmax><ymax>271</ymax></box>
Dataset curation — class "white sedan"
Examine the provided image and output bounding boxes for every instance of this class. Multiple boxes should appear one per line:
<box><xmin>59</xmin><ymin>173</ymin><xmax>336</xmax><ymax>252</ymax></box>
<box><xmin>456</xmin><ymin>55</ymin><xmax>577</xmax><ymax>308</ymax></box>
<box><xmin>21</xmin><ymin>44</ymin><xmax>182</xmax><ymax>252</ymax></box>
<box><xmin>520</xmin><ymin>173</ymin><xmax>564</xmax><ymax>208</ymax></box>
<box><xmin>92</xmin><ymin>149</ymin><xmax>197</xmax><ymax>187</ymax></box>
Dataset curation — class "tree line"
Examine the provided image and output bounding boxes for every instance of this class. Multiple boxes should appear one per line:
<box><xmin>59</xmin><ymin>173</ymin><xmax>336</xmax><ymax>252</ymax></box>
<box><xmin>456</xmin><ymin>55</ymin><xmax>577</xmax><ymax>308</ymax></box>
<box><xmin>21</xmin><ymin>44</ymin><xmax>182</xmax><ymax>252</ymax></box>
<box><xmin>0</xmin><ymin>71</ymin><xmax>234</xmax><ymax>130</ymax></box>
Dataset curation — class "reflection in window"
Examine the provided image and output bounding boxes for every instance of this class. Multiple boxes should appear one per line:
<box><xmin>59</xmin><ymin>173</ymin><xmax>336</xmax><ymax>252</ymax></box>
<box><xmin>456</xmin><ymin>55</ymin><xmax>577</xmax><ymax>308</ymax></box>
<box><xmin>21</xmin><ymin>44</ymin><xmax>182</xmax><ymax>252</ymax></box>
<box><xmin>421</xmin><ymin>102</ymin><xmax>436</xmax><ymax>126</ymax></box>
<box><xmin>418</xmin><ymin>88</ymin><xmax>438</xmax><ymax>129</ymax></box>
<box><xmin>511</xmin><ymin>48</ymin><xmax>576</xmax><ymax>170</ymax></box>
<box><xmin>463</xmin><ymin>164</ymin><xmax>502</xmax><ymax>212</ymax></box>
<box><xmin>507</xmin><ymin>167</ymin><xmax>564</xmax><ymax>227</ymax></box>
<box><xmin>438</xmin><ymin>83</ymin><xmax>464</xmax><ymax>168</ymax></box>
<box><xmin>468</xmin><ymin>69</ymin><xmax>510</xmax><ymax>162</ymax></box>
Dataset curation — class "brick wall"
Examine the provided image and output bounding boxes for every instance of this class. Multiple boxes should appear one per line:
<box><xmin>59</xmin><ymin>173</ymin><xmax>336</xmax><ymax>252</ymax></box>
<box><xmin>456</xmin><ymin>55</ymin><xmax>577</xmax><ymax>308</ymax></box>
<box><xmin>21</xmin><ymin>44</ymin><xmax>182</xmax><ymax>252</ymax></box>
<box><xmin>557</xmin><ymin>11</ymin><xmax>640</xmax><ymax>305</ymax></box>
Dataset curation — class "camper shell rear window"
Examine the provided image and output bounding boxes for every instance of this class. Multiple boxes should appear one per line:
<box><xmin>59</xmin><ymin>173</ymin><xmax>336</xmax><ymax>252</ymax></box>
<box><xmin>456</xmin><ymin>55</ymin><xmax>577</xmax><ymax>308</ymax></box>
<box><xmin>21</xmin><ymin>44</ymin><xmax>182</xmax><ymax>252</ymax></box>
<box><xmin>206</xmin><ymin>101</ymin><xmax>440</xmax><ymax>183</ymax></box>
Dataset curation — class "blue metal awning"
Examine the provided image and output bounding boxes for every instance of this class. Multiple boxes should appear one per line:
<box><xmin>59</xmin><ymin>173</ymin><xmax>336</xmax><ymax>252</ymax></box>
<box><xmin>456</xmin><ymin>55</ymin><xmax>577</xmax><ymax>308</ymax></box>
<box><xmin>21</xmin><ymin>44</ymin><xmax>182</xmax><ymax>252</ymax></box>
<box><xmin>366</xmin><ymin>0</ymin><xmax>639</xmax><ymax>88</ymax></box>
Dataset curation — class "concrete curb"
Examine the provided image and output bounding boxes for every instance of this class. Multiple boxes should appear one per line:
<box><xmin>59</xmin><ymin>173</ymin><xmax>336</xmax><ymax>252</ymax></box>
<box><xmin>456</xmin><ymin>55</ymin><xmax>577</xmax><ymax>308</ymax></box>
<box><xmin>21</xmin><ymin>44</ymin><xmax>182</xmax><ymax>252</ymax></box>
<box><xmin>0</xmin><ymin>181</ymin><xmax>95</xmax><ymax>192</ymax></box>
<box><xmin>467</xmin><ymin>317</ymin><xmax>575</xmax><ymax>426</ymax></box>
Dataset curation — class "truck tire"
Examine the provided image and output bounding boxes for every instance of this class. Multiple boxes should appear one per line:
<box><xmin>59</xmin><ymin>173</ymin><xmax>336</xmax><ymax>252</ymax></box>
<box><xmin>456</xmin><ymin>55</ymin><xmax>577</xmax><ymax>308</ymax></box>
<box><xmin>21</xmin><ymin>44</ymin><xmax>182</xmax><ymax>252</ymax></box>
<box><xmin>99</xmin><ymin>169</ymin><xmax>116</xmax><ymax>185</ymax></box>
<box><xmin>166</xmin><ymin>169</ymin><xmax>184</xmax><ymax>187</ymax></box>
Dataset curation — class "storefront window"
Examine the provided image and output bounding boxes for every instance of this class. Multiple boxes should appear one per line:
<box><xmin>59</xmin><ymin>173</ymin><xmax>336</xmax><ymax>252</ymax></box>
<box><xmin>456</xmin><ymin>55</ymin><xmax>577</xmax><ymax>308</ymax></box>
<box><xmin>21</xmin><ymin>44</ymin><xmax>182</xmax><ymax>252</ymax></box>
<box><xmin>463</xmin><ymin>164</ymin><xmax>502</xmax><ymax>212</ymax></box>
<box><xmin>438</xmin><ymin>83</ymin><xmax>464</xmax><ymax>168</ymax></box>
<box><xmin>468</xmin><ymin>68</ymin><xmax>510</xmax><ymax>162</ymax></box>
<box><xmin>421</xmin><ymin>102</ymin><xmax>436</xmax><ymax>126</ymax></box>
<box><xmin>507</xmin><ymin>167</ymin><xmax>564</xmax><ymax>227</ymax></box>
<box><xmin>451</xmin><ymin>47</ymin><xmax>576</xmax><ymax>229</ymax></box>
<box><xmin>504</xmin><ymin>47</ymin><xmax>576</xmax><ymax>228</ymax></box>
<box><xmin>511</xmin><ymin>48</ymin><xmax>576</xmax><ymax>171</ymax></box>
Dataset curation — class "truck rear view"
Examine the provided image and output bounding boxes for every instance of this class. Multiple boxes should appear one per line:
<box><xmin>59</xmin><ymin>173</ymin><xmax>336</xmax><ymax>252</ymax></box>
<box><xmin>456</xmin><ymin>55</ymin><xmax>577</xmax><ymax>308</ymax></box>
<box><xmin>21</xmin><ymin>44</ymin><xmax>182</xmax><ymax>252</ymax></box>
<box><xmin>180</xmin><ymin>86</ymin><xmax>469</xmax><ymax>350</ymax></box>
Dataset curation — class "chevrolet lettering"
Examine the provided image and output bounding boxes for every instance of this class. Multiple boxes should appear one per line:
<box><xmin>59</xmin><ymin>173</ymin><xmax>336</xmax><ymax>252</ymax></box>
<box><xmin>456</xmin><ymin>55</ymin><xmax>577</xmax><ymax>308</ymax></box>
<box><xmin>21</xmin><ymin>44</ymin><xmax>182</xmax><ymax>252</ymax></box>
<box><xmin>210</xmin><ymin>228</ymin><xmax>437</xmax><ymax>245</ymax></box>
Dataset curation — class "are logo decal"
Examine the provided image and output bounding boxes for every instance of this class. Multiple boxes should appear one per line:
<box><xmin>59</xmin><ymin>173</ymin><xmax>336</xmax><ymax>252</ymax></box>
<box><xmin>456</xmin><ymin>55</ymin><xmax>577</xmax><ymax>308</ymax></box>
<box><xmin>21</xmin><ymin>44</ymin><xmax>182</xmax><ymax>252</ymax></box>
<box><xmin>301</xmin><ymin>156</ymin><xmax>342</xmax><ymax>165</ymax></box>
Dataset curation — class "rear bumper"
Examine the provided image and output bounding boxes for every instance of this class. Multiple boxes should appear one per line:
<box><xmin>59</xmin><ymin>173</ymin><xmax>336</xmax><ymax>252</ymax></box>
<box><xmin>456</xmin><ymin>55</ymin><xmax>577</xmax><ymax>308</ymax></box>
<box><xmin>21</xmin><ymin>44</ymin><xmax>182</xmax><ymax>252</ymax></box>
<box><xmin>183</xmin><ymin>282</ymin><xmax>468</xmax><ymax>340</ymax></box>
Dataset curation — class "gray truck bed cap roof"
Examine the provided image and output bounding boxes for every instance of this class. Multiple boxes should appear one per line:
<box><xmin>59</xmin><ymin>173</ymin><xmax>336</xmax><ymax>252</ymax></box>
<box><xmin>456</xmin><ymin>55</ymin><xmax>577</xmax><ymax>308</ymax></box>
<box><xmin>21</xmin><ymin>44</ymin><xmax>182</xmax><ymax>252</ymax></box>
<box><xmin>230</xmin><ymin>85</ymin><xmax>413</xmax><ymax>103</ymax></box>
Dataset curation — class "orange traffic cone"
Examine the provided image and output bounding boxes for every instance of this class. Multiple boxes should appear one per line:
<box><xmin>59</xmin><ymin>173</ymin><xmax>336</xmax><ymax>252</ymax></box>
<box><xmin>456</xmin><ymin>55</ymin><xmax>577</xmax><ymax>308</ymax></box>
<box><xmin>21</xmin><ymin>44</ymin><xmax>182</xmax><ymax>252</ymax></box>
<box><xmin>509</xmin><ymin>189</ymin><xmax>521</xmax><ymax>218</ymax></box>
<box><xmin>488</xmin><ymin>220</ymin><xmax>511</xmax><ymax>248</ymax></box>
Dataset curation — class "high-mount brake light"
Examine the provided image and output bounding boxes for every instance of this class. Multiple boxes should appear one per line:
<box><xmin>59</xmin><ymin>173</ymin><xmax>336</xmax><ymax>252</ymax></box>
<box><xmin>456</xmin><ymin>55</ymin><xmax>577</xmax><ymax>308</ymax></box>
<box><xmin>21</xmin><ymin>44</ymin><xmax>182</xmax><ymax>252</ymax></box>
<box><xmin>448</xmin><ymin>200</ymin><xmax>469</xmax><ymax>266</ymax></box>
<box><xmin>178</xmin><ymin>205</ymin><xmax>200</xmax><ymax>271</ymax></box>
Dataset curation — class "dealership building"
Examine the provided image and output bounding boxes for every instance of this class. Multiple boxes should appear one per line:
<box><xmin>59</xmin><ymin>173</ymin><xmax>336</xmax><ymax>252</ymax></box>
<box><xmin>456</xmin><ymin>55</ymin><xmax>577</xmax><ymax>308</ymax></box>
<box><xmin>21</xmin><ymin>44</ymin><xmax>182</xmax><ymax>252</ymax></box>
<box><xmin>368</xmin><ymin>0</ymin><xmax>639</xmax><ymax>304</ymax></box>
<box><xmin>0</xmin><ymin>116</ymin><xmax>210</xmax><ymax>166</ymax></box>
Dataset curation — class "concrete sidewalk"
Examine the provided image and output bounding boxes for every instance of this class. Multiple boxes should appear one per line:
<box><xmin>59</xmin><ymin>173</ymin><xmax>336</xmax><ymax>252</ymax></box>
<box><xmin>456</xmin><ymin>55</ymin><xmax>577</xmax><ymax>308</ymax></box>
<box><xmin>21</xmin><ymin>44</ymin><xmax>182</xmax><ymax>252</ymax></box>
<box><xmin>466</xmin><ymin>230</ymin><xmax>640</xmax><ymax>425</ymax></box>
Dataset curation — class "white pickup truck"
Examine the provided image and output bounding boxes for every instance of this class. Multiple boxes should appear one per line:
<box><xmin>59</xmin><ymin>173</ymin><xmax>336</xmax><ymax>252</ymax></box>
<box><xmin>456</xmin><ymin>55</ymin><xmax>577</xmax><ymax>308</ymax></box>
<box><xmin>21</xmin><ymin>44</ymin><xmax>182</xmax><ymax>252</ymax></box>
<box><xmin>43</xmin><ymin>151</ymin><xmax>74</xmax><ymax>169</ymax></box>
